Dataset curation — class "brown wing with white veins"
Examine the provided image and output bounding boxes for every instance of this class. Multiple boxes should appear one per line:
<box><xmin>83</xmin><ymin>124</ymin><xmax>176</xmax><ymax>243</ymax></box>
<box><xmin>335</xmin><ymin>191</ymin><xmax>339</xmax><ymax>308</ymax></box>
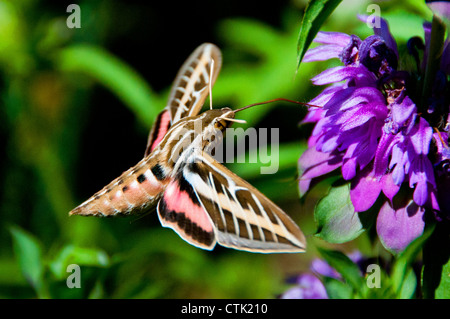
<box><xmin>145</xmin><ymin>43</ymin><xmax>222</xmax><ymax>156</ymax></box>
<box><xmin>175</xmin><ymin>153</ymin><xmax>306</xmax><ymax>253</ymax></box>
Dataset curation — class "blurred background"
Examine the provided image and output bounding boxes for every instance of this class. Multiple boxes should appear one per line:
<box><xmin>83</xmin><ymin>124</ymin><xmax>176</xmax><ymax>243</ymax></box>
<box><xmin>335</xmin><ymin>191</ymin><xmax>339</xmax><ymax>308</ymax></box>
<box><xmin>0</xmin><ymin>0</ymin><xmax>431</xmax><ymax>298</ymax></box>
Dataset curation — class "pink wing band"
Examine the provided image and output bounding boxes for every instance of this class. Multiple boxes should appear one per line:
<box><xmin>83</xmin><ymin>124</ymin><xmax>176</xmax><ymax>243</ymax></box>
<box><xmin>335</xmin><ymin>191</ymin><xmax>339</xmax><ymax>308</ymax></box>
<box><xmin>151</xmin><ymin>110</ymin><xmax>172</xmax><ymax>152</ymax></box>
<box><xmin>164</xmin><ymin>182</ymin><xmax>214</xmax><ymax>233</ymax></box>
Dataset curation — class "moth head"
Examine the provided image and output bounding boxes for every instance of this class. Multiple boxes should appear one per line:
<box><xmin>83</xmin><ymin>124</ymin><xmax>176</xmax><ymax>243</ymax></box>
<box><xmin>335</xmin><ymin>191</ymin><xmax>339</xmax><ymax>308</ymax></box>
<box><xmin>216</xmin><ymin>107</ymin><xmax>237</xmax><ymax>129</ymax></box>
<box><xmin>201</xmin><ymin>107</ymin><xmax>236</xmax><ymax>133</ymax></box>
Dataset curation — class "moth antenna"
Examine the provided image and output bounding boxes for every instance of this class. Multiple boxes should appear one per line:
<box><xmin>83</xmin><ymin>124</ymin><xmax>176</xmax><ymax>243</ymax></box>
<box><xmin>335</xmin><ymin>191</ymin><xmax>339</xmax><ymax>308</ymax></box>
<box><xmin>209</xmin><ymin>59</ymin><xmax>215</xmax><ymax>110</ymax></box>
<box><xmin>234</xmin><ymin>98</ymin><xmax>321</xmax><ymax>113</ymax></box>
<box><xmin>223</xmin><ymin>117</ymin><xmax>247</xmax><ymax>124</ymax></box>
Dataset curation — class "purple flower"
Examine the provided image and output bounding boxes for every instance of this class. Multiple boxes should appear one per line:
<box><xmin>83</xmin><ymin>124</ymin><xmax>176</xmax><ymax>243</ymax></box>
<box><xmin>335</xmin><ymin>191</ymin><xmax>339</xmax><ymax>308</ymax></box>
<box><xmin>281</xmin><ymin>251</ymin><xmax>366</xmax><ymax>299</ymax></box>
<box><xmin>377</xmin><ymin>201</ymin><xmax>426</xmax><ymax>254</ymax></box>
<box><xmin>280</xmin><ymin>274</ymin><xmax>328</xmax><ymax>299</ymax></box>
<box><xmin>299</xmin><ymin>13</ymin><xmax>450</xmax><ymax>253</ymax></box>
<box><xmin>310</xmin><ymin>258</ymin><xmax>341</xmax><ymax>279</ymax></box>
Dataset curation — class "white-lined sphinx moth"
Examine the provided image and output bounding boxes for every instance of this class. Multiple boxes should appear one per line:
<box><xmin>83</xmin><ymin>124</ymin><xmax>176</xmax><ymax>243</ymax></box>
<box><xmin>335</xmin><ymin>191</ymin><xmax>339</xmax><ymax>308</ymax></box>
<box><xmin>70</xmin><ymin>43</ymin><xmax>306</xmax><ymax>253</ymax></box>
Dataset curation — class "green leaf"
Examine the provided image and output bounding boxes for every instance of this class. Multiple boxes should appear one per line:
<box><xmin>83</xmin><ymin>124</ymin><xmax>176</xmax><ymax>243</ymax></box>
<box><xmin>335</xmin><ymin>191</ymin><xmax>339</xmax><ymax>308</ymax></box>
<box><xmin>422</xmin><ymin>222</ymin><xmax>450</xmax><ymax>299</ymax></box>
<box><xmin>314</xmin><ymin>183</ymin><xmax>364</xmax><ymax>243</ymax></box>
<box><xmin>392</xmin><ymin>223</ymin><xmax>435</xmax><ymax>296</ymax></box>
<box><xmin>88</xmin><ymin>280</ymin><xmax>105</xmax><ymax>299</ymax></box>
<box><xmin>10</xmin><ymin>226</ymin><xmax>49</xmax><ymax>298</ymax></box>
<box><xmin>49</xmin><ymin>245</ymin><xmax>110</xmax><ymax>280</ymax></box>
<box><xmin>296</xmin><ymin>0</ymin><xmax>343</xmax><ymax>69</ymax></box>
<box><xmin>434</xmin><ymin>258</ymin><xmax>450</xmax><ymax>299</ymax></box>
<box><xmin>398</xmin><ymin>268</ymin><xmax>417</xmax><ymax>299</ymax></box>
<box><xmin>317</xmin><ymin>247</ymin><xmax>364</xmax><ymax>293</ymax></box>
<box><xmin>322</xmin><ymin>276</ymin><xmax>353</xmax><ymax>299</ymax></box>
<box><xmin>56</xmin><ymin>44</ymin><xmax>163</xmax><ymax>126</ymax></box>
<box><xmin>216</xmin><ymin>17</ymin><xmax>315</xmax><ymax>125</ymax></box>
<box><xmin>421</xmin><ymin>14</ymin><xmax>447</xmax><ymax>110</ymax></box>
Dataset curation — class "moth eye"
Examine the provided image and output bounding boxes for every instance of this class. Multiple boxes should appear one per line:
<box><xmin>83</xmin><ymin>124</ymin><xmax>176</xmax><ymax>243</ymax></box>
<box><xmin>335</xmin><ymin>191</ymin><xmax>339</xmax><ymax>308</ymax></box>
<box><xmin>214</xmin><ymin>120</ymin><xmax>225</xmax><ymax>130</ymax></box>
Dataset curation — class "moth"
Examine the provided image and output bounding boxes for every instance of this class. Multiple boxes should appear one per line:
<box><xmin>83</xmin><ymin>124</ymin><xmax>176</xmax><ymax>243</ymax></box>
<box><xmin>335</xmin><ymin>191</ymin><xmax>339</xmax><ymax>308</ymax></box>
<box><xmin>70</xmin><ymin>43</ymin><xmax>306</xmax><ymax>253</ymax></box>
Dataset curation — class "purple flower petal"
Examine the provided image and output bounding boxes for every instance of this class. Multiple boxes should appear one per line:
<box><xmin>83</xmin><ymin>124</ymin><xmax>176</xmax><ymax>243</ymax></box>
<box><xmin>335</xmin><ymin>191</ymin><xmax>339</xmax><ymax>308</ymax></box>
<box><xmin>410</xmin><ymin>117</ymin><xmax>433</xmax><ymax>155</ymax></box>
<box><xmin>339</xmin><ymin>35</ymin><xmax>362</xmax><ymax>65</ymax></box>
<box><xmin>311</xmin><ymin>65</ymin><xmax>377</xmax><ymax>87</ymax></box>
<box><xmin>358</xmin><ymin>15</ymin><xmax>399</xmax><ymax>58</ymax></box>
<box><xmin>314</xmin><ymin>31</ymin><xmax>352</xmax><ymax>45</ymax></box>
<box><xmin>298</xmin><ymin>148</ymin><xmax>343</xmax><ymax>195</ymax></box>
<box><xmin>413</xmin><ymin>180</ymin><xmax>429</xmax><ymax>206</ymax></box>
<box><xmin>350</xmin><ymin>165</ymin><xmax>381</xmax><ymax>212</ymax></box>
<box><xmin>342</xmin><ymin>157</ymin><xmax>357</xmax><ymax>180</ymax></box>
<box><xmin>402</xmin><ymin>118</ymin><xmax>437</xmax><ymax>206</ymax></box>
<box><xmin>299</xmin><ymin>178</ymin><xmax>312</xmax><ymax>197</ymax></box>
<box><xmin>311</xmin><ymin>116</ymin><xmax>329</xmax><ymax>137</ymax></box>
<box><xmin>299</xmin><ymin>147</ymin><xmax>343</xmax><ymax>180</ymax></box>
<box><xmin>309</xmin><ymin>85</ymin><xmax>343</xmax><ymax>106</ymax></box>
<box><xmin>433</xmin><ymin>131</ymin><xmax>450</xmax><ymax>165</ymax></box>
<box><xmin>303</xmin><ymin>31</ymin><xmax>353</xmax><ymax>63</ymax></box>
<box><xmin>327</xmin><ymin>87</ymin><xmax>385</xmax><ymax>116</ymax></box>
<box><xmin>301</xmin><ymin>107</ymin><xmax>325</xmax><ymax>124</ymax></box>
<box><xmin>374</xmin><ymin>131</ymin><xmax>401</xmax><ymax>177</ymax></box>
<box><xmin>323</xmin><ymin>87</ymin><xmax>358</xmax><ymax>115</ymax></box>
<box><xmin>311</xmin><ymin>258</ymin><xmax>341</xmax><ymax>279</ymax></box>
<box><xmin>280</xmin><ymin>274</ymin><xmax>328</xmax><ymax>299</ymax></box>
<box><xmin>381</xmin><ymin>173</ymin><xmax>400</xmax><ymax>202</ymax></box>
<box><xmin>318</xmin><ymin>133</ymin><xmax>339</xmax><ymax>153</ymax></box>
<box><xmin>347</xmin><ymin>250</ymin><xmax>365</xmax><ymax>265</ymax></box>
<box><xmin>427</xmin><ymin>1</ymin><xmax>450</xmax><ymax>22</ymax></box>
<box><xmin>391</xmin><ymin>94</ymin><xmax>417</xmax><ymax>132</ymax></box>
<box><xmin>376</xmin><ymin>201</ymin><xmax>425</xmax><ymax>254</ymax></box>
<box><xmin>338</xmin><ymin>102</ymin><xmax>386</xmax><ymax>131</ymax></box>
<box><xmin>338</xmin><ymin>118</ymin><xmax>382</xmax><ymax>171</ymax></box>
<box><xmin>359</xmin><ymin>35</ymin><xmax>398</xmax><ymax>74</ymax></box>
<box><xmin>389</xmin><ymin>140</ymin><xmax>408</xmax><ymax>185</ymax></box>
<box><xmin>303</xmin><ymin>44</ymin><xmax>344</xmax><ymax>62</ymax></box>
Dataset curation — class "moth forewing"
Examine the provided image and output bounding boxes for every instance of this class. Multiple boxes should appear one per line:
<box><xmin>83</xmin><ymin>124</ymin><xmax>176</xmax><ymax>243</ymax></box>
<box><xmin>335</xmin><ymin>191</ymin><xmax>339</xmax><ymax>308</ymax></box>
<box><xmin>145</xmin><ymin>43</ymin><xmax>222</xmax><ymax>156</ymax></box>
<box><xmin>167</xmin><ymin>43</ymin><xmax>222</xmax><ymax>123</ymax></box>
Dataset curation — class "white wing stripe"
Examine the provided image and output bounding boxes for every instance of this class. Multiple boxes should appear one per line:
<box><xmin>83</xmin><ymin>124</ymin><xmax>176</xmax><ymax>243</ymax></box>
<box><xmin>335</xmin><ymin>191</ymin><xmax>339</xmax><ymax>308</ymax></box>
<box><xmin>221</xmin><ymin>184</ymin><xmax>254</xmax><ymax>241</ymax></box>
<box><xmin>181</xmin><ymin>153</ymin><xmax>306</xmax><ymax>253</ymax></box>
<box><xmin>207</xmin><ymin>171</ymin><xmax>230</xmax><ymax>234</ymax></box>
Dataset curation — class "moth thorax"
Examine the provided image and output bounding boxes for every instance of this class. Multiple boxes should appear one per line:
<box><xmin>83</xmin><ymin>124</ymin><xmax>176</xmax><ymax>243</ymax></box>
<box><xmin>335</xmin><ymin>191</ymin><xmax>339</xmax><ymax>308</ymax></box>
<box><xmin>202</xmin><ymin>126</ymin><xmax>224</xmax><ymax>157</ymax></box>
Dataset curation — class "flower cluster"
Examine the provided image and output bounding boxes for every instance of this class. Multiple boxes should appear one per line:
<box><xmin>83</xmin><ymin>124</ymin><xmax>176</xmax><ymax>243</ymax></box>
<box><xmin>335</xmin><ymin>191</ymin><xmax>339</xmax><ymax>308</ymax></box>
<box><xmin>299</xmin><ymin>14</ymin><xmax>449</xmax><ymax>253</ymax></box>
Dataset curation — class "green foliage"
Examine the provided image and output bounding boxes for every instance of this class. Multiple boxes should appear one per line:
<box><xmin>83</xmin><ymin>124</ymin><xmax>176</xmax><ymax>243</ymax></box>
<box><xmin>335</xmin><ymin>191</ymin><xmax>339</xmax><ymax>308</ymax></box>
<box><xmin>296</xmin><ymin>0</ymin><xmax>342</xmax><ymax>68</ymax></box>
<box><xmin>421</xmin><ymin>222</ymin><xmax>450</xmax><ymax>299</ymax></box>
<box><xmin>434</xmin><ymin>259</ymin><xmax>450</xmax><ymax>299</ymax></box>
<box><xmin>317</xmin><ymin>248</ymin><xmax>365</xmax><ymax>294</ymax></box>
<box><xmin>316</xmin><ymin>245</ymin><xmax>425</xmax><ymax>299</ymax></box>
<box><xmin>10</xmin><ymin>226</ymin><xmax>49</xmax><ymax>298</ymax></box>
<box><xmin>57</xmin><ymin>44</ymin><xmax>164</xmax><ymax>127</ymax></box>
<box><xmin>314</xmin><ymin>183</ymin><xmax>363</xmax><ymax>243</ymax></box>
<box><xmin>10</xmin><ymin>225</ymin><xmax>109</xmax><ymax>298</ymax></box>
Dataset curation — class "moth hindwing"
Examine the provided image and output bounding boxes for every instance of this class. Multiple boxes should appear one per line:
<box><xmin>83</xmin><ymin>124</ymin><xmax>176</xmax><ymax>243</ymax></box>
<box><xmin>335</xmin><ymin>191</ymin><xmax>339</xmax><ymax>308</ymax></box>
<box><xmin>70</xmin><ymin>43</ymin><xmax>306</xmax><ymax>253</ymax></box>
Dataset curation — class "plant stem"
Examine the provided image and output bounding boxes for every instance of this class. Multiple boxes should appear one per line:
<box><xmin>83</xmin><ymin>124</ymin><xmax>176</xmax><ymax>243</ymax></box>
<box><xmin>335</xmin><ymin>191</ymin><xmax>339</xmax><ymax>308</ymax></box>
<box><xmin>421</xmin><ymin>14</ymin><xmax>446</xmax><ymax>112</ymax></box>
